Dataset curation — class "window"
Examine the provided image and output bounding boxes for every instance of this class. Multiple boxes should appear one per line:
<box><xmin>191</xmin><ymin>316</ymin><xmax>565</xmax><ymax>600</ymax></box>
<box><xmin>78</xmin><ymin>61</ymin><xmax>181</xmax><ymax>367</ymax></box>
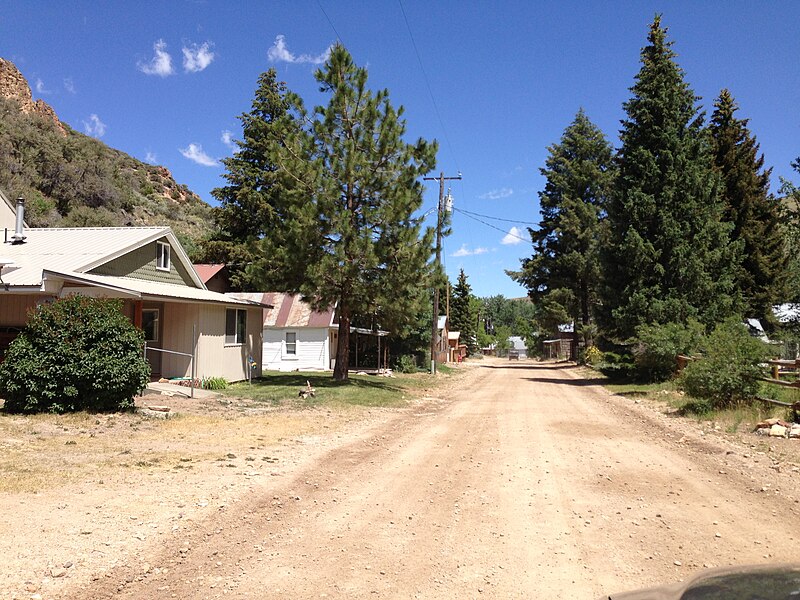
<box><xmin>285</xmin><ymin>332</ymin><xmax>297</xmax><ymax>355</ymax></box>
<box><xmin>225</xmin><ymin>308</ymin><xmax>247</xmax><ymax>345</ymax></box>
<box><xmin>142</xmin><ymin>309</ymin><xmax>159</xmax><ymax>342</ymax></box>
<box><xmin>156</xmin><ymin>241</ymin><xmax>171</xmax><ymax>271</ymax></box>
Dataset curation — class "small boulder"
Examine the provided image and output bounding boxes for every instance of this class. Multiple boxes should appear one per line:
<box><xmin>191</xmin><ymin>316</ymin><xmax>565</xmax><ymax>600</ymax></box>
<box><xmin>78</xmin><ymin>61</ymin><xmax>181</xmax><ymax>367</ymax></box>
<box><xmin>769</xmin><ymin>424</ymin><xmax>788</xmax><ymax>438</ymax></box>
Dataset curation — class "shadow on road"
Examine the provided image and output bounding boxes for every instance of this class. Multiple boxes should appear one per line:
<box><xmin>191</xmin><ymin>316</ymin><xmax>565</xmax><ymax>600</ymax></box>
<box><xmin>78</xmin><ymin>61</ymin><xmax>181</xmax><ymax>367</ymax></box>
<box><xmin>482</xmin><ymin>361</ymin><xmax>576</xmax><ymax>371</ymax></box>
<box><xmin>521</xmin><ymin>376</ymin><xmax>608</xmax><ymax>387</ymax></box>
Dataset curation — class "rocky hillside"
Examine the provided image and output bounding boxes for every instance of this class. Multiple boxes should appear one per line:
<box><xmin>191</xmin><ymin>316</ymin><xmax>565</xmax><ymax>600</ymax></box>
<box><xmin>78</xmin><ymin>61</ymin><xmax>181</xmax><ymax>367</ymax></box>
<box><xmin>0</xmin><ymin>58</ymin><xmax>213</xmax><ymax>250</ymax></box>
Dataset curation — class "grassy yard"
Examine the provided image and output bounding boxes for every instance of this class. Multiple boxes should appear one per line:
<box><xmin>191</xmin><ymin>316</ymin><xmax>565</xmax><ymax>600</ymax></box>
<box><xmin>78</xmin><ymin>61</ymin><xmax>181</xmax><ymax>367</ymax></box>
<box><xmin>223</xmin><ymin>369</ymin><xmax>454</xmax><ymax>409</ymax></box>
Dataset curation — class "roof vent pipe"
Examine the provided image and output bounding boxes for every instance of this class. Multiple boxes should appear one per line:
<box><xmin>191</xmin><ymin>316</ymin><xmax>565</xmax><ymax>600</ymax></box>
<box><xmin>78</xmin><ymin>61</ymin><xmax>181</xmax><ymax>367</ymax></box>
<box><xmin>11</xmin><ymin>197</ymin><xmax>25</xmax><ymax>244</ymax></box>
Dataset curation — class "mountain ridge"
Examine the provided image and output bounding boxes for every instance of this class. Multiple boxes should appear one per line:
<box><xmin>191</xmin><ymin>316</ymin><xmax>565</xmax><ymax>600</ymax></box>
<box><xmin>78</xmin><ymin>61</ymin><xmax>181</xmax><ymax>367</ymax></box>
<box><xmin>0</xmin><ymin>57</ymin><xmax>213</xmax><ymax>248</ymax></box>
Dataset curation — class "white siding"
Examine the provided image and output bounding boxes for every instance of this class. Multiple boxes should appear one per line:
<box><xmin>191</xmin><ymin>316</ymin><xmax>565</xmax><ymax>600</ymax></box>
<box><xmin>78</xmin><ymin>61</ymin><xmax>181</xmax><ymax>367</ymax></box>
<box><xmin>263</xmin><ymin>327</ymin><xmax>331</xmax><ymax>371</ymax></box>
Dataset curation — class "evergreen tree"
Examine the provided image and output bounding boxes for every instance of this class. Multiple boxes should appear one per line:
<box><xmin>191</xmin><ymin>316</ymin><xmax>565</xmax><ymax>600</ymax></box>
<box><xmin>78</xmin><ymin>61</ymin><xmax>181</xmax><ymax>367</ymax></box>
<box><xmin>202</xmin><ymin>69</ymin><xmax>303</xmax><ymax>290</ymax></box>
<box><xmin>779</xmin><ymin>158</ymin><xmax>800</xmax><ymax>301</ymax></box>
<box><xmin>601</xmin><ymin>16</ymin><xmax>739</xmax><ymax>340</ymax></box>
<box><xmin>709</xmin><ymin>89</ymin><xmax>788</xmax><ymax>322</ymax></box>
<box><xmin>241</xmin><ymin>46</ymin><xmax>437</xmax><ymax>381</ymax></box>
<box><xmin>450</xmin><ymin>269</ymin><xmax>478</xmax><ymax>354</ymax></box>
<box><xmin>509</xmin><ymin>109</ymin><xmax>614</xmax><ymax>345</ymax></box>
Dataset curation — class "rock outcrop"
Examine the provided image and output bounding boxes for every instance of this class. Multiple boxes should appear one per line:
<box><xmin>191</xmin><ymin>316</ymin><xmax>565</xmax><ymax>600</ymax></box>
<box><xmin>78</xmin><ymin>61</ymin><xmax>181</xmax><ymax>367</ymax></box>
<box><xmin>0</xmin><ymin>57</ymin><xmax>66</xmax><ymax>135</ymax></box>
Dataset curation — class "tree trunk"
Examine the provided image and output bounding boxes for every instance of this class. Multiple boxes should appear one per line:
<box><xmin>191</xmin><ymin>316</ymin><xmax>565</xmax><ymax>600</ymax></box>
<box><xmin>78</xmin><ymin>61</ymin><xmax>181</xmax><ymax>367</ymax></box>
<box><xmin>333</xmin><ymin>310</ymin><xmax>350</xmax><ymax>381</ymax></box>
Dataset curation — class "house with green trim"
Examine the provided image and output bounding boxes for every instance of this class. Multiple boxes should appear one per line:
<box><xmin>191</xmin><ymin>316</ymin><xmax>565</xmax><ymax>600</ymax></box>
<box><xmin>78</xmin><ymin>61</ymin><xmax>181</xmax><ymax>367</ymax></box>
<box><xmin>0</xmin><ymin>193</ymin><xmax>263</xmax><ymax>382</ymax></box>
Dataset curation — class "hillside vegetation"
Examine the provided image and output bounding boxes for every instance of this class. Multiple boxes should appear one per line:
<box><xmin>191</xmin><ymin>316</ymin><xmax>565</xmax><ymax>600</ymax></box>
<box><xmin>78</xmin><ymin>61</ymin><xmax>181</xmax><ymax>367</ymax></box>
<box><xmin>0</xmin><ymin>95</ymin><xmax>212</xmax><ymax>247</ymax></box>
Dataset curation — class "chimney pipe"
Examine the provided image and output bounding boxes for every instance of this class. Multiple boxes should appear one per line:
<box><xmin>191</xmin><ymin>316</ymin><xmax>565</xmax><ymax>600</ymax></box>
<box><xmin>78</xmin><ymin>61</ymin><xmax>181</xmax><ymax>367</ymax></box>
<box><xmin>11</xmin><ymin>197</ymin><xmax>25</xmax><ymax>244</ymax></box>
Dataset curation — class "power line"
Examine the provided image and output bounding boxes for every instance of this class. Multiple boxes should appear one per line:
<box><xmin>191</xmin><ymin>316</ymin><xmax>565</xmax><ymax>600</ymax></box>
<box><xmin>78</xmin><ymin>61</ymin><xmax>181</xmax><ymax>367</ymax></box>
<box><xmin>452</xmin><ymin>206</ymin><xmax>531</xmax><ymax>243</ymax></box>
<box><xmin>455</xmin><ymin>207</ymin><xmax>538</xmax><ymax>226</ymax></box>
<box><xmin>316</xmin><ymin>0</ymin><xmax>344</xmax><ymax>44</ymax></box>
<box><xmin>397</xmin><ymin>0</ymin><xmax>460</xmax><ymax>172</ymax></box>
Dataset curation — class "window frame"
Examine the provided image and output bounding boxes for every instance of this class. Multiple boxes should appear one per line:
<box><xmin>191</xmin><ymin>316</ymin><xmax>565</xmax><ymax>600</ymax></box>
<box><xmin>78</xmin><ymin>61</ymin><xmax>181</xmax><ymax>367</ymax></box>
<box><xmin>225</xmin><ymin>308</ymin><xmax>247</xmax><ymax>346</ymax></box>
<box><xmin>156</xmin><ymin>241</ymin><xmax>171</xmax><ymax>272</ymax></box>
<box><xmin>285</xmin><ymin>331</ymin><xmax>297</xmax><ymax>356</ymax></box>
<box><xmin>142</xmin><ymin>309</ymin><xmax>160</xmax><ymax>343</ymax></box>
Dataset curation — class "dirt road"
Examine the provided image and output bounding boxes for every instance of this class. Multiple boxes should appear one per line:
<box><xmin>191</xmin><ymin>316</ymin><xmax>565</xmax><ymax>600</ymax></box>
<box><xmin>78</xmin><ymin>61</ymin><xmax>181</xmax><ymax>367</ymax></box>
<box><xmin>68</xmin><ymin>361</ymin><xmax>800</xmax><ymax>599</ymax></box>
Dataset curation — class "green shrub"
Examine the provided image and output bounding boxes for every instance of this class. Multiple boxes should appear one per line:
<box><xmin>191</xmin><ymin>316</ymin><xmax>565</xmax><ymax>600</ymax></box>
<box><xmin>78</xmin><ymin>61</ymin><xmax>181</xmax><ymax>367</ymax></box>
<box><xmin>597</xmin><ymin>351</ymin><xmax>636</xmax><ymax>381</ymax></box>
<box><xmin>0</xmin><ymin>295</ymin><xmax>150</xmax><ymax>413</ymax></box>
<box><xmin>679</xmin><ymin>318</ymin><xmax>771</xmax><ymax>409</ymax></box>
<box><xmin>202</xmin><ymin>376</ymin><xmax>228</xmax><ymax>390</ymax></box>
<box><xmin>633</xmin><ymin>320</ymin><xmax>704</xmax><ymax>382</ymax></box>
<box><xmin>395</xmin><ymin>355</ymin><xmax>418</xmax><ymax>374</ymax></box>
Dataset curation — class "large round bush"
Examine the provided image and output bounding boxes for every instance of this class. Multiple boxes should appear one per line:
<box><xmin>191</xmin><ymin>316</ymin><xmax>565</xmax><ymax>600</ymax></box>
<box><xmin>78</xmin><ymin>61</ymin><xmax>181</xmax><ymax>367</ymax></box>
<box><xmin>679</xmin><ymin>319</ymin><xmax>771</xmax><ymax>408</ymax></box>
<box><xmin>0</xmin><ymin>295</ymin><xmax>150</xmax><ymax>413</ymax></box>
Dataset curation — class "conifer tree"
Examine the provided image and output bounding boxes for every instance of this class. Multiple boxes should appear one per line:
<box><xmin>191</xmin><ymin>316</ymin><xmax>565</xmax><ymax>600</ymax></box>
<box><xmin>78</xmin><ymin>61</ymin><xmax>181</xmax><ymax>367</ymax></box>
<box><xmin>601</xmin><ymin>16</ymin><xmax>739</xmax><ymax>340</ymax></box>
<box><xmin>509</xmin><ymin>109</ymin><xmax>613</xmax><ymax>344</ymax></box>
<box><xmin>450</xmin><ymin>269</ymin><xmax>477</xmax><ymax>354</ymax></box>
<box><xmin>709</xmin><ymin>89</ymin><xmax>788</xmax><ymax>323</ymax></box>
<box><xmin>239</xmin><ymin>45</ymin><xmax>437</xmax><ymax>381</ymax></box>
<box><xmin>203</xmin><ymin>69</ymin><xmax>303</xmax><ymax>290</ymax></box>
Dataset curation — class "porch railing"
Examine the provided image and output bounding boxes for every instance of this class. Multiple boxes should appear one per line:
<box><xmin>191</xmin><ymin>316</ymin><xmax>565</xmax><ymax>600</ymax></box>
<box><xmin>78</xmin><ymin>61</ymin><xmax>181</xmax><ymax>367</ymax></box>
<box><xmin>143</xmin><ymin>324</ymin><xmax>197</xmax><ymax>398</ymax></box>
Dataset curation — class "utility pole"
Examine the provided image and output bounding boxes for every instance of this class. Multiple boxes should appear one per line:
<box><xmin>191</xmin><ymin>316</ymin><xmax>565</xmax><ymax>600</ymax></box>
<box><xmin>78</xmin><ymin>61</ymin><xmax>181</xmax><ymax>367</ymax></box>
<box><xmin>423</xmin><ymin>170</ymin><xmax>461</xmax><ymax>374</ymax></box>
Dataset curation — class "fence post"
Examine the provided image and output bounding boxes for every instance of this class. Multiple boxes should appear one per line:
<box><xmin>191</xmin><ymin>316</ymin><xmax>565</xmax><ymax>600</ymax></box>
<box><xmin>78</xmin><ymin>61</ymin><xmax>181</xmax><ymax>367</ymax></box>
<box><xmin>772</xmin><ymin>363</ymin><xmax>780</xmax><ymax>381</ymax></box>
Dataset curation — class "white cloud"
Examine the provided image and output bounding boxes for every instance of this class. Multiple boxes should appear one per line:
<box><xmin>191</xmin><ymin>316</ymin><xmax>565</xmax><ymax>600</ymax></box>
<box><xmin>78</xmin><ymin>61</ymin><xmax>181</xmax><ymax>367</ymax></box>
<box><xmin>63</xmin><ymin>77</ymin><xmax>76</xmax><ymax>94</ymax></box>
<box><xmin>452</xmin><ymin>244</ymin><xmax>489</xmax><ymax>257</ymax></box>
<box><xmin>501</xmin><ymin>226</ymin><xmax>524</xmax><ymax>245</ymax></box>
<box><xmin>479</xmin><ymin>187</ymin><xmax>513</xmax><ymax>200</ymax></box>
<box><xmin>221</xmin><ymin>130</ymin><xmax>236</xmax><ymax>152</ymax></box>
<box><xmin>182</xmin><ymin>41</ymin><xmax>215</xmax><ymax>73</ymax></box>
<box><xmin>180</xmin><ymin>143</ymin><xmax>218</xmax><ymax>167</ymax></box>
<box><xmin>144</xmin><ymin>150</ymin><xmax>158</xmax><ymax>164</ymax></box>
<box><xmin>83</xmin><ymin>114</ymin><xmax>106</xmax><ymax>138</ymax></box>
<box><xmin>267</xmin><ymin>35</ymin><xmax>332</xmax><ymax>65</ymax></box>
<box><xmin>34</xmin><ymin>78</ymin><xmax>50</xmax><ymax>94</ymax></box>
<box><xmin>138</xmin><ymin>39</ymin><xmax>175</xmax><ymax>77</ymax></box>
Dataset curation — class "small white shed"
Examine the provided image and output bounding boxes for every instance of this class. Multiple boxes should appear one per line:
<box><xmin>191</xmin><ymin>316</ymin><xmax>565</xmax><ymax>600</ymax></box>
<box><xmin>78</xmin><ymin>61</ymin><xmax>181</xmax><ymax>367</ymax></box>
<box><xmin>229</xmin><ymin>292</ymin><xmax>337</xmax><ymax>372</ymax></box>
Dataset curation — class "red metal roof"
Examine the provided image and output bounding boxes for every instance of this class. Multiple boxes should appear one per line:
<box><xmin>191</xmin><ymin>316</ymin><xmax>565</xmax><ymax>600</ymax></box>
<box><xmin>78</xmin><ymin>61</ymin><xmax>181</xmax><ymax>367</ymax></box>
<box><xmin>193</xmin><ymin>263</ymin><xmax>225</xmax><ymax>284</ymax></box>
<box><xmin>261</xmin><ymin>292</ymin><xmax>336</xmax><ymax>328</ymax></box>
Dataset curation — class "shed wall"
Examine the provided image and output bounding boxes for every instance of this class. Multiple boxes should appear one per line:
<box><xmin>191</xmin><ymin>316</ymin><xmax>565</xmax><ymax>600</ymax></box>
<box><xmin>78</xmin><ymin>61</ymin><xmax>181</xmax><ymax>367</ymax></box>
<box><xmin>263</xmin><ymin>327</ymin><xmax>330</xmax><ymax>371</ymax></box>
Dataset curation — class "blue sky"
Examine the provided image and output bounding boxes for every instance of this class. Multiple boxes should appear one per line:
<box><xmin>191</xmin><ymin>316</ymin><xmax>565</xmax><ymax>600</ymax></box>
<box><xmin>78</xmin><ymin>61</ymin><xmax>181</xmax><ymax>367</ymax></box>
<box><xmin>2</xmin><ymin>2</ymin><xmax>799</xmax><ymax>298</ymax></box>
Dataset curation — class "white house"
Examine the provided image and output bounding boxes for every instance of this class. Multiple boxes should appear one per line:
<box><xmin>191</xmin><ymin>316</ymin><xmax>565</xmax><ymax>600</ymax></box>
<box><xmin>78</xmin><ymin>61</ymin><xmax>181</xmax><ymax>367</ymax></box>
<box><xmin>229</xmin><ymin>292</ymin><xmax>337</xmax><ymax>372</ymax></box>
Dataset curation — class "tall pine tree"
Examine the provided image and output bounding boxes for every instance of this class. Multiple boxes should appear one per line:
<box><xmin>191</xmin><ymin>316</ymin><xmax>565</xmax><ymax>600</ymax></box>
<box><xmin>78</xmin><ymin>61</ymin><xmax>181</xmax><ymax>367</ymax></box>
<box><xmin>601</xmin><ymin>16</ymin><xmax>739</xmax><ymax>340</ymax></box>
<box><xmin>709</xmin><ymin>89</ymin><xmax>788</xmax><ymax>323</ymax></box>
<box><xmin>242</xmin><ymin>45</ymin><xmax>437</xmax><ymax>381</ymax></box>
<box><xmin>509</xmin><ymin>109</ymin><xmax>614</xmax><ymax>345</ymax></box>
<box><xmin>450</xmin><ymin>269</ymin><xmax>477</xmax><ymax>355</ymax></box>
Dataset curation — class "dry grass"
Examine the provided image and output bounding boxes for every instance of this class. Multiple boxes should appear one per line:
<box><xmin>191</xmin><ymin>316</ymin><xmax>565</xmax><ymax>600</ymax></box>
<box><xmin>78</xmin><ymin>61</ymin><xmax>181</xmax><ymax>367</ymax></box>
<box><xmin>0</xmin><ymin>365</ymin><xmax>471</xmax><ymax>494</ymax></box>
<box><xmin>0</xmin><ymin>403</ymin><xmax>362</xmax><ymax>493</ymax></box>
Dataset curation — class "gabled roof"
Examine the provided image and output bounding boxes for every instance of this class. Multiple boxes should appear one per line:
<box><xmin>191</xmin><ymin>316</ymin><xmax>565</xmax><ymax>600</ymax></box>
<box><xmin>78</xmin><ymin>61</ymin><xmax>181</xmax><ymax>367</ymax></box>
<box><xmin>228</xmin><ymin>292</ymin><xmax>336</xmax><ymax>328</ymax></box>
<box><xmin>193</xmin><ymin>263</ymin><xmax>226</xmax><ymax>284</ymax></box>
<box><xmin>0</xmin><ymin>227</ymin><xmax>204</xmax><ymax>288</ymax></box>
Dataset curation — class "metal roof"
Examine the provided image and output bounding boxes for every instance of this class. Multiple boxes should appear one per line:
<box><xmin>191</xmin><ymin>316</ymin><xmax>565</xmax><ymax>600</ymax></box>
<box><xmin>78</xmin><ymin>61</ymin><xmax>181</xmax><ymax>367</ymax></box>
<box><xmin>257</xmin><ymin>292</ymin><xmax>336</xmax><ymax>328</ymax></box>
<box><xmin>193</xmin><ymin>263</ymin><xmax>226</xmax><ymax>283</ymax></box>
<box><xmin>51</xmin><ymin>270</ymin><xmax>260</xmax><ymax>305</ymax></box>
<box><xmin>0</xmin><ymin>227</ymin><xmax>201</xmax><ymax>287</ymax></box>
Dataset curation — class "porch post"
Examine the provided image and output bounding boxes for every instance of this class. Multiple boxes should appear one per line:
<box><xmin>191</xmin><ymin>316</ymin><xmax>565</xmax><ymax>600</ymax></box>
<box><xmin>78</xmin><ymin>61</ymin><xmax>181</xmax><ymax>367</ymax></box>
<box><xmin>133</xmin><ymin>300</ymin><xmax>143</xmax><ymax>328</ymax></box>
